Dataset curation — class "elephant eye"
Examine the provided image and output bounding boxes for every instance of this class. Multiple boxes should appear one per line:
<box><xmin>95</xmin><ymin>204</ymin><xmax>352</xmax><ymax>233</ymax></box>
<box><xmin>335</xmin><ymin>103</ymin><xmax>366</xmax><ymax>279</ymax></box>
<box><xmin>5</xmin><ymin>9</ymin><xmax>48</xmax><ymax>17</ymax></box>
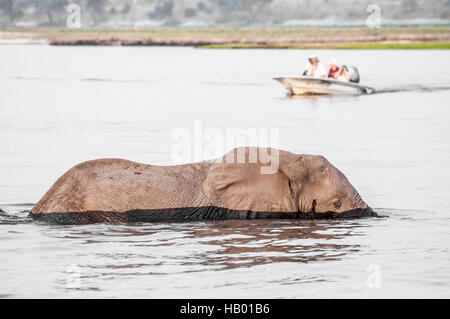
<box><xmin>333</xmin><ymin>200</ymin><xmax>341</xmax><ymax>209</ymax></box>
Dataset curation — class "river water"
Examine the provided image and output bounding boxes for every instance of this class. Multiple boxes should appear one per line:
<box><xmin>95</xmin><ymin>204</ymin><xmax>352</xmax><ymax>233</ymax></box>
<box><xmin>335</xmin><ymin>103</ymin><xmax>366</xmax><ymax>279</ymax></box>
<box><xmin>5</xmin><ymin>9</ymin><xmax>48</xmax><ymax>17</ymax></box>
<box><xmin>0</xmin><ymin>45</ymin><xmax>449</xmax><ymax>298</ymax></box>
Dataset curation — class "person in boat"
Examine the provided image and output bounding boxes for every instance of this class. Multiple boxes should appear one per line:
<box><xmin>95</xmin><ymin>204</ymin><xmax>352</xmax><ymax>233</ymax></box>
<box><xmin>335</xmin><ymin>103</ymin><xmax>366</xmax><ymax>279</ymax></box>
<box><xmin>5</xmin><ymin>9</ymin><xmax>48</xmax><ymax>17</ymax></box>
<box><xmin>303</xmin><ymin>54</ymin><xmax>326</xmax><ymax>78</ymax></box>
<box><xmin>327</xmin><ymin>58</ymin><xmax>350</xmax><ymax>82</ymax></box>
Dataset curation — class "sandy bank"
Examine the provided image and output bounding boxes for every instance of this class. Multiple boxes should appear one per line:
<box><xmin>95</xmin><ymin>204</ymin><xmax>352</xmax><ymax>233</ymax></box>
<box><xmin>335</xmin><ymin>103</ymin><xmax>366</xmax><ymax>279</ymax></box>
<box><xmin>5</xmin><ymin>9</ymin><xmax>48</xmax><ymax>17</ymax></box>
<box><xmin>1</xmin><ymin>27</ymin><xmax>450</xmax><ymax>49</ymax></box>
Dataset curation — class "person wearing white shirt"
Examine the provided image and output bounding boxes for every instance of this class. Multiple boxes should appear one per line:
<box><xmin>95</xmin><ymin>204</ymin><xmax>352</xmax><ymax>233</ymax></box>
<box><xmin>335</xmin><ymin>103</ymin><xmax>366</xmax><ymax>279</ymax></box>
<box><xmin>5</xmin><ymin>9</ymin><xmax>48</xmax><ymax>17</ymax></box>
<box><xmin>303</xmin><ymin>54</ymin><xmax>326</xmax><ymax>78</ymax></box>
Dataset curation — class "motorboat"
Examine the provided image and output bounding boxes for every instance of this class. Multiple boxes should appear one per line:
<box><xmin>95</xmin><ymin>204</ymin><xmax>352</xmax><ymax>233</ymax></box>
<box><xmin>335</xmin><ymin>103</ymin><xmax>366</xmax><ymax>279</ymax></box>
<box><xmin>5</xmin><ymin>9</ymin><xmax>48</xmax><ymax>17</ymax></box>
<box><xmin>274</xmin><ymin>66</ymin><xmax>374</xmax><ymax>95</ymax></box>
<box><xmin>274</xmin><ymin>76</ymin><xmax>375</xmax><ymax>95</ymax></box>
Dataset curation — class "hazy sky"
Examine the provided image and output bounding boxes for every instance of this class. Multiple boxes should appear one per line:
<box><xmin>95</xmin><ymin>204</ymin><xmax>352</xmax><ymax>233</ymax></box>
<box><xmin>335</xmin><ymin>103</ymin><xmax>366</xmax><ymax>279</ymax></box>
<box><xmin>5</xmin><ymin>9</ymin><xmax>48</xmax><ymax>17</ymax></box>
<box><xmin>1</xmin><ymin>0</ymin><xmax>449</xmax><ymax>28</ymax></box>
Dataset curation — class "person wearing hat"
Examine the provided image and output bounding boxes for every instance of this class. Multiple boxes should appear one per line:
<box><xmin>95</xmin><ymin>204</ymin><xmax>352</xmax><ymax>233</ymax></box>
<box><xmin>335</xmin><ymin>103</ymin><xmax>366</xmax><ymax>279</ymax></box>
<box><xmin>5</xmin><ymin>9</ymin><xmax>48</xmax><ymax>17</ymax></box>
<box><xmin>303</xmin><ymin>54</ymin><xmax>326</xmax><ymax>78</ymax></box>
<box><xmin>327</xmin><ymin>58</ymin><xmax>350</xmax><ymax>82</ymax></box>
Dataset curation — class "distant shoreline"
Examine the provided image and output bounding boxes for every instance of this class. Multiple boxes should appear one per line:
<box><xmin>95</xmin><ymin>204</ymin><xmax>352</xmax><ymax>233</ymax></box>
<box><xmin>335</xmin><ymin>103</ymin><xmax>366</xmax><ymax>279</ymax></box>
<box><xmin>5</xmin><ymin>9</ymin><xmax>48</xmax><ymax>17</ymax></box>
<box><xmin>1</xmin><ymin>27</ymin><xmax>450</xmax><ymax>49</ymax></box>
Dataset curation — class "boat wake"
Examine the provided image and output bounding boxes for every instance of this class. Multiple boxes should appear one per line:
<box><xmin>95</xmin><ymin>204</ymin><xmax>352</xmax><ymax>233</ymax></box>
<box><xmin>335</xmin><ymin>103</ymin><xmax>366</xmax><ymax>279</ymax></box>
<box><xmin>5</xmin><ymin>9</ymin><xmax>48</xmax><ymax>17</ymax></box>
<box><xmin>374</xmin><ymin>84</ymin><xmax>450</xmax><ymax>94</ymax></box>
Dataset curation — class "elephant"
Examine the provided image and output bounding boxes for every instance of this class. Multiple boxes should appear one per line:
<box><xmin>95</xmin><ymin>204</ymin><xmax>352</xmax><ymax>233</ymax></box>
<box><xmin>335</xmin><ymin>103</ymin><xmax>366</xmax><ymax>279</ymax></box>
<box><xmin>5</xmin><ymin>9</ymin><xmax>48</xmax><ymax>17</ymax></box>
<box><xmin>31</xmin><ymin>147</ymin><xmax>376</xmax><ymax>224</ymax></box>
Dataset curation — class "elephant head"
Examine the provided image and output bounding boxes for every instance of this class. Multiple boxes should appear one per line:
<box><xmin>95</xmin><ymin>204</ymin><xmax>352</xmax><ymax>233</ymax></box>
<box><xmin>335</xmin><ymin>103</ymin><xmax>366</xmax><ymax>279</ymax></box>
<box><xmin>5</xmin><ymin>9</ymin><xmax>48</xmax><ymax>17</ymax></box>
<box><xmin>204</xmin><ymin>147</ymin><xmax>375</xmax><ymax>218</ymax></box>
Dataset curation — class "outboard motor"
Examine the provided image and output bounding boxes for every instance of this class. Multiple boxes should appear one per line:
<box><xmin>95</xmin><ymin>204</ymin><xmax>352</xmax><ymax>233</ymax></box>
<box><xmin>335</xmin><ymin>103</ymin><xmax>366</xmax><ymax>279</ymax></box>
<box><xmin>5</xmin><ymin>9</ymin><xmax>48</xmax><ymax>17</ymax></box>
<box><xmin>342</xmin><ymin>65</ymin><xmax>360</xmax><ymax>83</ymax></box>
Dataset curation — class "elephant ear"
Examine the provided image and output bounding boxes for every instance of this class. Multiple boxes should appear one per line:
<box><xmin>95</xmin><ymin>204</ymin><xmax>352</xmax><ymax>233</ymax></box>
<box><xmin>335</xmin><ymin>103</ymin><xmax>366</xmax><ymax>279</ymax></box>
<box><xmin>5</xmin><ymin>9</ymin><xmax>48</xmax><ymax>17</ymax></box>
<box><xmin>203</xmin><ymin>149</ymin><xmax>298</xmax><ymax>213</ymax></box>
<box><xmin>278</xmin><ymin>152</ymin><xmax>309</xmax><ymax>182</ymax></box>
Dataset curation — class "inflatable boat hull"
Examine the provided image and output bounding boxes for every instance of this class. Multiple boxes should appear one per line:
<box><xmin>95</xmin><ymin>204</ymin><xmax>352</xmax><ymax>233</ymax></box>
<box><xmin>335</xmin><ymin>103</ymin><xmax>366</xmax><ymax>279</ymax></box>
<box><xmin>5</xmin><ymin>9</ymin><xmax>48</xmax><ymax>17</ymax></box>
<box><xmin>274</xmin><ymin>76</ymin><xmax>375</xmax><ymax>96</ymax></box>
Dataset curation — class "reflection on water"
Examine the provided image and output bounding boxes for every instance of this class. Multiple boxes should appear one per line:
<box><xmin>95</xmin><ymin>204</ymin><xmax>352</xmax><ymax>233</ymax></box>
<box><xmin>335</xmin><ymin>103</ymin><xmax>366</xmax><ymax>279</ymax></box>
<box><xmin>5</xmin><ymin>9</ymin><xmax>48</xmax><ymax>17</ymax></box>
<box><xmin>5</xmin><ymin>207</ymin><xmax>447</xmax><ymax>298</ymax></box>
<box><xmin>51</xmin><ymin>219</ymin><xmax>364</xmax><ymax>271</ymax></box>
<box><xmin>0</xmin><ymin>205</ymin><xmax>388</xmax><ymax>297</ymax></box>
